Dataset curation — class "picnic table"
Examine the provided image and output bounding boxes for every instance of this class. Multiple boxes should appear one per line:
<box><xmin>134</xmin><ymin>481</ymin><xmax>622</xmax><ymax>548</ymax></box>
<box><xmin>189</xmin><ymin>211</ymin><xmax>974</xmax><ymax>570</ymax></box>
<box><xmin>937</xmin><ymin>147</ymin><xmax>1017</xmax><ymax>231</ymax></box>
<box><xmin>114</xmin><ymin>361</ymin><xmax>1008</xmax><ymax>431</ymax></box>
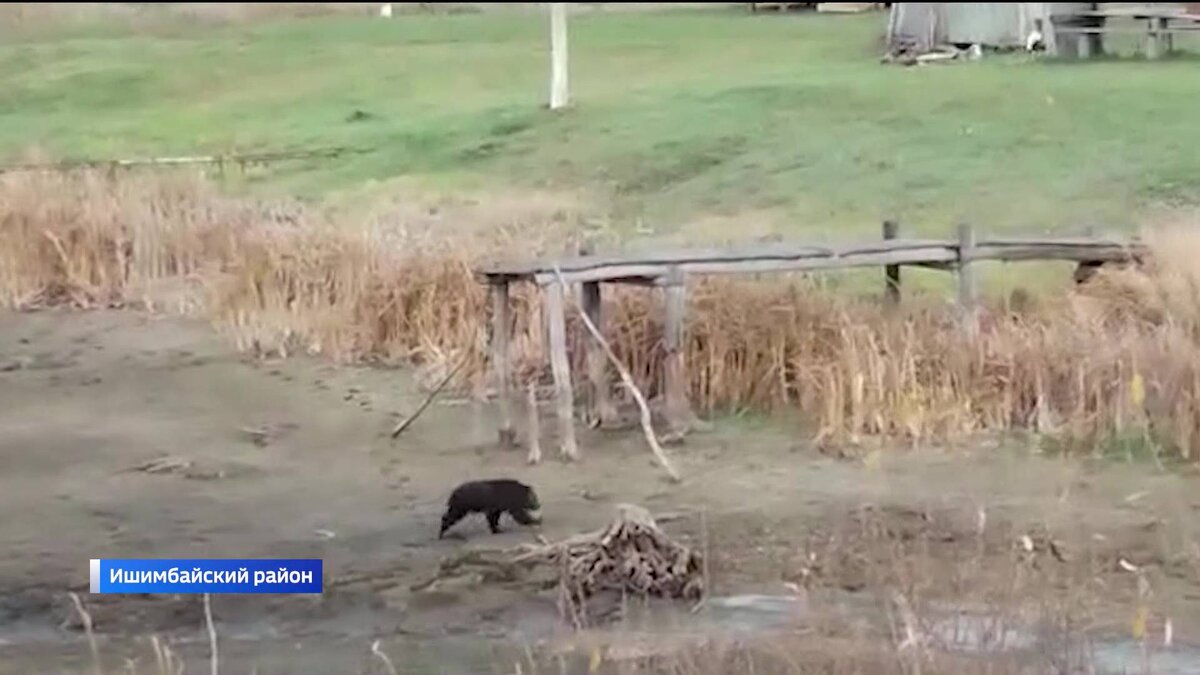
<box><xmin>1049</xmin><ymin>5</ymin><xmax>1200</xmax><ymax>59</ymax></box>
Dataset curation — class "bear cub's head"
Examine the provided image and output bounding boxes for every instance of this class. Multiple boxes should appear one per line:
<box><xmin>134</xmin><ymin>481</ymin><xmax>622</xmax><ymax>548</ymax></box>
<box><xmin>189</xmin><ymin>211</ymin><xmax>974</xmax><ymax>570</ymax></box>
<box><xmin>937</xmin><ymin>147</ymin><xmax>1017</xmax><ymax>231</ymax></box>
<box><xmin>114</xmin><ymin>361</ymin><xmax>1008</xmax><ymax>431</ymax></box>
<box><xmin>523</xmin><ymin>484</ymin><xmax>542</xmax><ymax>523</ymax></box>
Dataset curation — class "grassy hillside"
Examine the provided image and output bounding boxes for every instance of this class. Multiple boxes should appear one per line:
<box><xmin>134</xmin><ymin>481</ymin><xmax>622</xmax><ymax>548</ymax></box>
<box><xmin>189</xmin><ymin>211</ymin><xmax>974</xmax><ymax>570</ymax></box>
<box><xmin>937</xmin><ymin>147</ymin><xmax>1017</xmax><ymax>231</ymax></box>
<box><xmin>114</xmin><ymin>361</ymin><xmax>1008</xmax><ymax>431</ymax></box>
<box><xmin>3</xmin><ymin>6</ymin><xmax>1200</xmax><ymax>238</ymax></box>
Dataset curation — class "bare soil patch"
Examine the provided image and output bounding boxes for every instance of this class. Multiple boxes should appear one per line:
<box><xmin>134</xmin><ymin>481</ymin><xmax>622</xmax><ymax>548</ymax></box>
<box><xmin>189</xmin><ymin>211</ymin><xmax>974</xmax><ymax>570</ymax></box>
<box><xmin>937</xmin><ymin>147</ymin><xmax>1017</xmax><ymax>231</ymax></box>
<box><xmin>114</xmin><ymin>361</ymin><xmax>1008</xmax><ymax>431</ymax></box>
<box><xmin>0</xmin><ymin>309</ymin><xmax>1198</xmax><ymax>673</ymax></box>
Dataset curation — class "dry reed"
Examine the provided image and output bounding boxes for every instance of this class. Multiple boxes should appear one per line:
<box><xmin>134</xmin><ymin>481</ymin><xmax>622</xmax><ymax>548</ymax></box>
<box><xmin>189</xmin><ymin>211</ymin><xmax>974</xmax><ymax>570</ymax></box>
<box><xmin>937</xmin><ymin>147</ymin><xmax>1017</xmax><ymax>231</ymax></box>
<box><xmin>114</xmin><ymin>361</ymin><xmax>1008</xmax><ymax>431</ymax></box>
<box><xmin>68</xmin><ymin>592</ymin><xmax>102</xmax><ymax>675</ymax></box>
<box><xmin>3</xmin><ymin>169</ymin><xmax>1199</xmax><ymax>458</ymax></box>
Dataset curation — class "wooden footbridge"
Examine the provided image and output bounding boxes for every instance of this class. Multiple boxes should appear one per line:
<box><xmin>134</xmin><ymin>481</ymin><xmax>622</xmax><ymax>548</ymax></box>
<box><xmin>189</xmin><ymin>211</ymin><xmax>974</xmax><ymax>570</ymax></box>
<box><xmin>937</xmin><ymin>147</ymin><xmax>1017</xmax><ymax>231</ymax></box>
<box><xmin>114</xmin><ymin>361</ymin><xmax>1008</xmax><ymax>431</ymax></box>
<box><xmin>476</xmin><ymin>222</ymin><xmax>1146</xmax><ymax>461</ymax></box>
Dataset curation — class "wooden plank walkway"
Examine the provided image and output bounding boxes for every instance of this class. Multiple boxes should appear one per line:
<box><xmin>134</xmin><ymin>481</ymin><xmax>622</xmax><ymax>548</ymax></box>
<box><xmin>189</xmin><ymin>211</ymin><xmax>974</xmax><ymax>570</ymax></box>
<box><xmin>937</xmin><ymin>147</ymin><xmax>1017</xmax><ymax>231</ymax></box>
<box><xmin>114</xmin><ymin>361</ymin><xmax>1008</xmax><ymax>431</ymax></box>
<box><xmin>479</xmin><ymin>236</ymin><xmax>1142</xmax><ymax>285</ymax></box>
<box><xmin>477</xmin><ymin>223</ymin><xmax>1147</xmax><ymax>464</ymax></box>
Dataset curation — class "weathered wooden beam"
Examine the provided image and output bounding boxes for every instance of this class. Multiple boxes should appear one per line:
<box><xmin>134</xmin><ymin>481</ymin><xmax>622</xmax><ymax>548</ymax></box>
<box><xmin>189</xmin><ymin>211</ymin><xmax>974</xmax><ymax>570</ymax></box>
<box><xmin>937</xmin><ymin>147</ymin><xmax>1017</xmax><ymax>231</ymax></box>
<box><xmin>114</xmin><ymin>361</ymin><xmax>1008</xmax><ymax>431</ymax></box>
<box><xmin>484</xmin><ymin>240</ymin><xmax>953</xmax><ymax>277</ymax></box>
<box><xmin>1052</xmin><ymin>25</ymin><xmax>1200</xmax><ymax>34</ymax></box>
<box><xmin>518</xmin><ymin>245</ymin><xmax>1143</xmax><ymax>286</ymax></box>
<box><xmin>530</xmin><ymin>247</ymin><xmax>958</xmax><ymax>286</ymax></box>
<box><xmin>542</xmin><ymin>280</ymin><xmax>579</xmax><ymax>461</ymax></box>
<box><xmin>973</xmin><ymin>243</ymin><xmax>1141</xmax><ymax>263</ymax></box>
<box><xmin>635</xmin><ymin>247</ymin><xmax>957</xmax><ymax>276</ymax></box>
<box><xmin>581</xmin><ymin>281</ymin><xmax>617</xmax><ymax>428</ymax></box>
<box><xmin>957</xmin><ymin>223</ymin><xmax>979</xmax><ymax>338</ymax></box>
<box><xmin>978</xmin><ymin>236</ymin><xmax>1128</xmax><ymax>246</ymax></box>
<box><xmin>662</xmin><ymin>266</ymin><xmax>691</xmax><ymax>435</ymax></box>
<box><xmin>883</xmin><ymin>220</ymin><xmax>901</xmax><ymax>306</ymax></box>
<box><xmin>490</xmin><ymin>282</ymin><xmax>516</xmax><ymax>448</ymax></box>
<box><xmin>481</xmin><ymin>236</ymin><xmax>1147</xmax><ymax>287</ymax></box>
<box><xmin>489</xmin><ymin>236</ymin><xmax>1146</xmax><ymax>277</ymax></box>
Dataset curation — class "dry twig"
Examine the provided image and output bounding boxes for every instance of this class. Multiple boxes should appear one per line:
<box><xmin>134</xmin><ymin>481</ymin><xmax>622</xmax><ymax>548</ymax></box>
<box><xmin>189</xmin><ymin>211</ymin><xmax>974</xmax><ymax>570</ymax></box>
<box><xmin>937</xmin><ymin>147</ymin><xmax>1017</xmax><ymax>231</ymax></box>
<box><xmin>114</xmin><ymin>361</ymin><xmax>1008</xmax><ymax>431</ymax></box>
<box><xmin>371</xmin><ymin>639</ymin><xmax>400</xmax><ymax>675</ymax></box>
<box><xmin>420</xmin><ymin>504</ymin><xmax>702</xmax><ymax>624</ymax></box>
<box><xmin>516</xmin><ymin>503</ymin><xmax>703</xmax><ymax>621</ymax></box>
<box><xmin>551</xmin><ymin>265</ymin><xmax>680</xmax><ymax>482</ymax></box>
<box><xmin>69</xmin><ymin>592</ymin><xmax>102</xmax><ymax>675</ymax></box>
<box><xmin>391</xmin><ymin>356</ymin><xmax>469</xmax><ymax>438</ymax></box>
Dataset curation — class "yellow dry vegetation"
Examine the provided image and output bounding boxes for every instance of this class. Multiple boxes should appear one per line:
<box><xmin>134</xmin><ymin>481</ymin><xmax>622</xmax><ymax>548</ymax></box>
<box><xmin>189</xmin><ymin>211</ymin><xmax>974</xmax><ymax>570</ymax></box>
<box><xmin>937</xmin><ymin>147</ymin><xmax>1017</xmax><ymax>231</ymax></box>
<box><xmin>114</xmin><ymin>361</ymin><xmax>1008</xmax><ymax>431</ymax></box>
<box><xmin>4</xmin><ymin>170</ymin><xmax>1199</xmax><ymax>457</ymax></box>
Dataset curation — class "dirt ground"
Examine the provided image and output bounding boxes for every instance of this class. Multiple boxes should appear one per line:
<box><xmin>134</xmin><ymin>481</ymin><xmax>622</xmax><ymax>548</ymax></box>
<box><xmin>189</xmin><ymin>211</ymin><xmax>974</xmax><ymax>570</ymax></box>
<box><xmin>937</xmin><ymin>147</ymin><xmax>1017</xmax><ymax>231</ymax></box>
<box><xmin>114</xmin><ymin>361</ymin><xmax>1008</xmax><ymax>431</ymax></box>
<box><xmin>1</xmin><ymin>308</ymin><xmax>1199</xmax><ymax>674</ymax></box>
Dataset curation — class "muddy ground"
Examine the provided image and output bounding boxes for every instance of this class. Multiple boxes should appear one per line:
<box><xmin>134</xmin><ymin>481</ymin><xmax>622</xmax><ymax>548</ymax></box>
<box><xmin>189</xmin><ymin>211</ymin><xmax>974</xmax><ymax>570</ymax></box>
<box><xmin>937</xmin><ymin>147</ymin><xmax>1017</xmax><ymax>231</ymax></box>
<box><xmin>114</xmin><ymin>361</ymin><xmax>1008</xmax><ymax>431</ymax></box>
<box><xmin>1</xmin><ymin>308</ymin><xmax>1199</xmax><ymax>674</ymax></box>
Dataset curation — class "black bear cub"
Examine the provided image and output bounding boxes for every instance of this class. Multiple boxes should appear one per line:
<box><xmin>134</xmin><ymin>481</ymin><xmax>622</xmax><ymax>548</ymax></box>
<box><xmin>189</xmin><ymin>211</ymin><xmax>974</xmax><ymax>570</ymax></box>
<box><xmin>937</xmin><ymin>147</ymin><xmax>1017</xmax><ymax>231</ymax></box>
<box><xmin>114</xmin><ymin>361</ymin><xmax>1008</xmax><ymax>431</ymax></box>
<box><xmin>439</xmin><ymin>478</ymin><xmax>542</xmax><ymax>539</ymax></box>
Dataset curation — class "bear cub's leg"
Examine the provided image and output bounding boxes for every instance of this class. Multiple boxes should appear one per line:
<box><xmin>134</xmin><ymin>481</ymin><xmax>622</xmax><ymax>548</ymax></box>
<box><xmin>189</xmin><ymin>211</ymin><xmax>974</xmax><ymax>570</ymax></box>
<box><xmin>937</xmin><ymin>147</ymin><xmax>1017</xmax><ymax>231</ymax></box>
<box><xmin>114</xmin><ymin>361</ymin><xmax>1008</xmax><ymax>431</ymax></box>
<box><xmin>486</xmin><ymin>509</ymin><xmax>503</xmax><ymax>534</ymax></box>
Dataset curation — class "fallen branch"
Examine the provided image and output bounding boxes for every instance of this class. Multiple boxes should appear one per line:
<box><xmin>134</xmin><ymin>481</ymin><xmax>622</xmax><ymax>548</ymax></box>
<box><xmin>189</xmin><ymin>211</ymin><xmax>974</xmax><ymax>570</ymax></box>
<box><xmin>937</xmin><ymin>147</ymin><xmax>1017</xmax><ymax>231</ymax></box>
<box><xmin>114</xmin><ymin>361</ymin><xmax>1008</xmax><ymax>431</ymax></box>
<box><xmin>391</xmin><ymin>356</ymin><xmax>470</xmax><ymax>438</ymax></box>
<box><xmin>551</xmin><ymin>265</ymin><xmax>680</xmax><ymax>483</ymax></box>
<box><xmin>414</xmin><ymin>505</ymin><xmax>702</xmax><ymax>625</ymax></box>
<box><xmin>523</xmin><ymin>503</ymin><xmax>704</xmax><ymax>621</ymax></box>
<box><xmin>124</xmin><ymin>455</ymin><xmax>193</xmax><ymax>475</ymax></box>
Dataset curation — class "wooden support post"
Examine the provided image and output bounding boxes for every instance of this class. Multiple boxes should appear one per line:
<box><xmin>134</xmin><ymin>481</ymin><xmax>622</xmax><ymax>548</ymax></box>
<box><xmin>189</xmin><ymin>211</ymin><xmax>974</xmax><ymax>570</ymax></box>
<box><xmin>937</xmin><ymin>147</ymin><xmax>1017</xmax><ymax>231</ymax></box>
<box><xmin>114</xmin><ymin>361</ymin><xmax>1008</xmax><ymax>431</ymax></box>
<box><xmin>1078</xmin><ymin>32</ymin><xmax>1092</xmax><ymax>59</ymax></box>
<box><xmin>582</xmin><ymin>281</ymin><xmax>616</xmax><ymax>428</ymax></box>
<box><xmin>549</xmin><ymin>3</ymin><xmax>569</xmax><ymax>110</ymax></box>
<box><xmin>525</xmin><ymin>381</ymin><xmax>541</xmax><ymax>465</ymax></box>
<box><xmin>956</xmin><ymin>223</ymin><xmax>979</xmax><ymax>337</ymax></box>
<box><xmin>1088</xmin><ymin>30</ymin><xmax>1105</xmax><ymax>59</ymax></box>
<box><xmin>662</xmin><ymin>266</ymin><xmax>691</xmax><ymax>434</ymax></box>
<box><xmin>882</xmin><ymin>220</ymin><xmax>901</xmax><ymax>306</ymax></box>
<box><xmin>1146</xmin><ymin>18</ymin><xmax>1161</xmax><ymax>60</ymax></box>
<box><xmin>1045</xmin><ymin>15</ymin><xmax>1060</xmax><ymax>57</ymax></box>
<box><xmin>543</xmin><ymin>280</ymin><xmax>579</xmax><ymax>461</ymax></box>
<box><xmin>490</xmin><ymin>282</ymin><xmax>516</xmax><ymax>448</ymax></box>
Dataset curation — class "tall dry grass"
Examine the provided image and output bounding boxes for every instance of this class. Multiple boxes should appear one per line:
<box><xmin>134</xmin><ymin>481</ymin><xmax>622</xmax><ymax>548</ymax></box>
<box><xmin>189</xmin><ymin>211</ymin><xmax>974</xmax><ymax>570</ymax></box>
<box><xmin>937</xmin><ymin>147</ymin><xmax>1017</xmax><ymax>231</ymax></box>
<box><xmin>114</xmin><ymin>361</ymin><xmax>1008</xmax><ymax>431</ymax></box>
<box><xmin>2</xmin><ymin>169</ymin><xmax>1198</xmax><ymax>457</ymax></box>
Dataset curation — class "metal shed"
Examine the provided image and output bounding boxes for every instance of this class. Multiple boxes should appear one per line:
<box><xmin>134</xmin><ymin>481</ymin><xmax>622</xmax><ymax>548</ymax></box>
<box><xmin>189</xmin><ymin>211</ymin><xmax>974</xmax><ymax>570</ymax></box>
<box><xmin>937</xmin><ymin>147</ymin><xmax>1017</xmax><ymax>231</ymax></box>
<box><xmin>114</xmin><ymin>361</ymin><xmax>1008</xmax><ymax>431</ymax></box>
<box><xmin>885</xmin><ymin>3</ymin><xmax>1094</xmax><ymax>52</ymax></box>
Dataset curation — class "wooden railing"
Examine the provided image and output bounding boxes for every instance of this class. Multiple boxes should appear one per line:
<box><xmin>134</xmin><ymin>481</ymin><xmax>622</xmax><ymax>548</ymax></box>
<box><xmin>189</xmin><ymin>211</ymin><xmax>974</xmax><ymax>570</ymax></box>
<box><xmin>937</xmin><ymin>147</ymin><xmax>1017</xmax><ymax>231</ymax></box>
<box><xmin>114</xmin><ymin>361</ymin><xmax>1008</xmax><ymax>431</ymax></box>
<box><xmin>476</xmin><ymin>222</ymin><xmax>1146</xmax><ymax>461</ymax></box>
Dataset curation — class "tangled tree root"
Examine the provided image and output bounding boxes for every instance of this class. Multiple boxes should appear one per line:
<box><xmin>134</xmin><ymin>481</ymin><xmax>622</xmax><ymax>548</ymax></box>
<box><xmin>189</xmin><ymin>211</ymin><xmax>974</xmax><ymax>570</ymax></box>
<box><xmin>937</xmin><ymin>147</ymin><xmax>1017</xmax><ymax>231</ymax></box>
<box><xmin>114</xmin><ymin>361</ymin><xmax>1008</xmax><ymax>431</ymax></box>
<box><xmin>422</xmin><ymin>504</ymin><xmax>704</xmax><ymax>625</ymax></box>
<box><xmin>513</xmin><ymin>504</ymin><xmax>704</xmax><ymax>624</ymax></box>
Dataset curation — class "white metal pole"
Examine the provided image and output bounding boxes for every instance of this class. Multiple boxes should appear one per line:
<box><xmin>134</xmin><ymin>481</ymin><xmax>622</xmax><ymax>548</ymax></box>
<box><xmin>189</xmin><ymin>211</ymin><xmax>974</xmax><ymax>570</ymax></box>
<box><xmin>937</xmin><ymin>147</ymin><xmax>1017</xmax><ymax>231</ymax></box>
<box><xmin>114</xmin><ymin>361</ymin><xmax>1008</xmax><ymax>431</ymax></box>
<box><xmin>549</xmin><ymin>3</ymin><xmax>569</xmax><ymax>110</ymax></box>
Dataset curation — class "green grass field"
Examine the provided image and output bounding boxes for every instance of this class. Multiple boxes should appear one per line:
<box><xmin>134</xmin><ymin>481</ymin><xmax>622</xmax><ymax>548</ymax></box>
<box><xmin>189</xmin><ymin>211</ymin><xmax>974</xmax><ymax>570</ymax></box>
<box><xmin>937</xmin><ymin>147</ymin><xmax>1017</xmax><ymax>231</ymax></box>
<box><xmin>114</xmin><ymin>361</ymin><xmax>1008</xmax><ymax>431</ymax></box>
<box><xmin>3</xmin><ymin>5</ymin><xmax>1200</xmax><ymax>242</ymax></box>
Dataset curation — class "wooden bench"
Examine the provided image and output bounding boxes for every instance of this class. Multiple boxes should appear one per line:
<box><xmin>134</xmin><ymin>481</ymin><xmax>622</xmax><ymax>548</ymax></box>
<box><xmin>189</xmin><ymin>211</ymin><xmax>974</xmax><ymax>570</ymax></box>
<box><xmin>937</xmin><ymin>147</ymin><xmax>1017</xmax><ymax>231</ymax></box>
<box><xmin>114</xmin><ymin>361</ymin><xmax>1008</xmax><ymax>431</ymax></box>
<box><xmin>1049</xmin><ymin>8</ymin><xmax>1200</xmax><ymax>59</ymax></box>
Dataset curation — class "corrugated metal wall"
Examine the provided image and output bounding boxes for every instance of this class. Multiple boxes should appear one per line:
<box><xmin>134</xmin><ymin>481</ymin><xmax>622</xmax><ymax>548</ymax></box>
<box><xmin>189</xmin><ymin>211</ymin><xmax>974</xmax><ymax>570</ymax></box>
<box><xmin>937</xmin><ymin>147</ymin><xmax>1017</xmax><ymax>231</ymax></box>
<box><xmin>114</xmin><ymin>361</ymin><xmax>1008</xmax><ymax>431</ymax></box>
<box><xmin>886</xmin><ymin>3</ymin><xmax>938</xmax><ymax>50</ymax></box>
<box><xmin>941</xmin><ymin>3</ymin><xmax>1023</xmax><ymax>45</ymax></box>
<box><xmin>887</xmin><ymin>3</ymin><xmax>1092</xmax><ymax>50</ymax></box>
